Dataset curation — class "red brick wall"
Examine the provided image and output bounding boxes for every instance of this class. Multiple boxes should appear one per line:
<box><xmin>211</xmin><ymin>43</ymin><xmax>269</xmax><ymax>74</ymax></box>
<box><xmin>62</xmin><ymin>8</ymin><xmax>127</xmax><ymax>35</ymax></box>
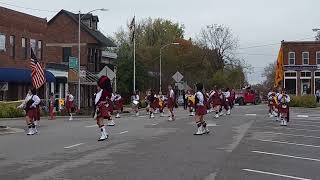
<box><xmin>46</xmin><ymin>13</ymin><xmax>98</xmax><ymax>66</ymax></box>
<box><xmin>282</xmin><ymin>42</ymin><xmax>320</xmax><ymax>65</ymax></box>
<box><xmin>0</xmin><ymin>6</ymin><xmax>47</xmax><ymax>69</ymax></box>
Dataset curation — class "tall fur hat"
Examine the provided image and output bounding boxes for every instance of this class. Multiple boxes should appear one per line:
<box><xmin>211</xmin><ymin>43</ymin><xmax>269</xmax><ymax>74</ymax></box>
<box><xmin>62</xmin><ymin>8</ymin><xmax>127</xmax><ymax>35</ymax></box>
<box><xmin>98</xmin><ymin>75</ymin><xmax>113</xmax><ymax>93</ymax></box>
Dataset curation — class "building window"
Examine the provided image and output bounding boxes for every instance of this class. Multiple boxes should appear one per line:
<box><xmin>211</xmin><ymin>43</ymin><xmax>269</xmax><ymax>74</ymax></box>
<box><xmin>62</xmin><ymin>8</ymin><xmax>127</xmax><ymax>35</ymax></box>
<box><xmin>317</xmin><ymin>52</ymin><xmax>320</xmax><ymax>65</ymax></box>
<box><xmin>301</xmin><ymin>71</ymin><xmax>311</xmax><ymax>77</ymax></box>
<box><xmin>62</xmin><ymin>47</ymin><xmax>71</xmax><ymax>62</ymax></box>
<box><xmin>30</xmin><ymin>39</ymin><xmax>36</xmax><ymax>53</ymax></box>
<box><xmin>285</xmin><ymin>72</ymin><xmax>297</xmax><ymax>77</ymax></box>
<box><xmin>288</xmin><ymin>52</ymin><xmax>295</xmax><ymax>65</ymax></box>
<box><xmin>9</xmin><ymin>35</ymin><xmax>15</xmax><ymax>58</ymax></box>
<box><xmin>37</xmin><ymin>40</ymin><xmax>42</xmax><ymax>60</ymax></box>
<box><xmin>21</xmin><ymin>37</ymin><xmax>27</xmax><ymax>59</ymax></box>
<box><xmin>87</xmin><ymin>48</ymin><xmax>92</xmax><ymax>62</ymax></box>
<box><xmin>302</xmin><ymin>52</ymin><xmax>309</xmax><ymax>65</ymax></box>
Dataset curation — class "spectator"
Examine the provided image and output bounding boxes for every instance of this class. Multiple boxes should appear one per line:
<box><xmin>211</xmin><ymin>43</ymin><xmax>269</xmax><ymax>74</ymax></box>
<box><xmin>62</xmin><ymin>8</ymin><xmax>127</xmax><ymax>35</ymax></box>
<box><xmin>316</xmin><ymin>89</ymin><xmax>320</xmax><ymax>103</ymax></box>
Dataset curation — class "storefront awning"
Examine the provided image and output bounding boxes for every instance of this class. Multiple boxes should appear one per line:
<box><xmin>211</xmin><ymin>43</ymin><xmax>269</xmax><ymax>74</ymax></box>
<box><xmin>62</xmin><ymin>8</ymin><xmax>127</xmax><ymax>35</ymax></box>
<box><xmin>0</xmin><ymin>68</ymin><xmax>56</xmax><ymax>83</ymax></box>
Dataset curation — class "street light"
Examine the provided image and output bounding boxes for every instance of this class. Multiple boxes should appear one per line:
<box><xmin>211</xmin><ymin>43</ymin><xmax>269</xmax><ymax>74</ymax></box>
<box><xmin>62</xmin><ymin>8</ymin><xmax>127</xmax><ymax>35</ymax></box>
<box><xmin>159</xmin><ymin>42</ymin><xmax>180</xmax><ymax>93</ymax></box>
<box><xmin>77</xmin><ymin>8</ymin><xmax>108</xmax><ymax>111</ymax></box>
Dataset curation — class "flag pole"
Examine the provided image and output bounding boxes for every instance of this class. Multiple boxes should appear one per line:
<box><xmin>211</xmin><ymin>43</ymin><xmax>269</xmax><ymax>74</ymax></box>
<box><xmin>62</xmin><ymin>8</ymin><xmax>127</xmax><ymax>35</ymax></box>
<box><xmin>133</xmin><ymin>15</ymin><xmax>136</xmax><ymax>93</ymax></box>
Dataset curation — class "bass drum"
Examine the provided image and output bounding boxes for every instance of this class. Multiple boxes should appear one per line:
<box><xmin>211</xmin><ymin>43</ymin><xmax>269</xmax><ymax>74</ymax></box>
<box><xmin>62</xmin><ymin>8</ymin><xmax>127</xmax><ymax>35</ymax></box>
<box><xmin>132</xmin><ymin>100</ymin><xmax>139</xmax><ymax>105</ymax></box>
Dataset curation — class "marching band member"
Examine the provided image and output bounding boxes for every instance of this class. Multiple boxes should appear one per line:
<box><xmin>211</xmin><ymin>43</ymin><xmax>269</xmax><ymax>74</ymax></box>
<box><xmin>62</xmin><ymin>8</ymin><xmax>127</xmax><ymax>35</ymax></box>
<box><xmin>278</xmin><ymin>89</ymin><xmax>290</xmax><ymax>126</ymax></box>
<box><xmin>49</xmin><ymin>92</ymin><xmax>56</xmax><ymax>120</ymax></box>
<box><xmin>131</xmin><ymin>91</ymin><xmax>140</xmax><ymax>116</ymax></box>
<box><xmin>147</xmin><ymin>89</ymin><xmax>156</xmax><ymax>118</ymax></box>
<box><xmin>66</xmin><ymin>91</ymin><xmax>74</xmax><ymax>121</ymax></box>
<box><xmin>194</xmin><ymin>83</ymin><xmax>209</xmax><ymax>135</ymax></box>
<box><xmin>224</xmin><ymin>88</ymin><xmax>231</xmax><ymax>115</ymax></box>
<box><xmin>186</xmin><ymin>90</ymin><xmax>195</xmax><ymax>116</ymax></box>
<box><xmin>210</xmin><ymin>86</ymin><xmax>221</xmax><ymax>119</ymax></box>
<box><xmin>218</xmin><ymin>89</ymin><xmax>226</xmax><ymax>116</ymax></box>
<box><xmin>230</xmin><ymin>88</ymin><xmax>236</xmax><ymax>109</ymax></box>
<box><xmin>94</xmin><ymin>75</ymin><xmax>112</xmax><ymax>141</ymax></box>
<box><xmin>145</xmin><ymin>90</ymin><xmax>151</xmax><ymax>114</ymax></box>
<box><xmin>158</xmin><ymin>92</ymin><xmax>166</xmax><ymax>117</ymax></box>
<box><xmin>112</xmin><ymin>92</ymin><xmax>123</xmax><ymax>118</ymax></box>
<box><xmin>167</xmin><ymin>85</ymin><xmax>176</xmax><ymax>121</ymax></box>
<box><xmin>17</xmin><ymin>88</ymin><xmax>41</xmax><ymax>135</ymax></box>
<box><xmin>267</xmin><ymin>89</ymin><xmax>277</xmax><ymax>118</ymax></box>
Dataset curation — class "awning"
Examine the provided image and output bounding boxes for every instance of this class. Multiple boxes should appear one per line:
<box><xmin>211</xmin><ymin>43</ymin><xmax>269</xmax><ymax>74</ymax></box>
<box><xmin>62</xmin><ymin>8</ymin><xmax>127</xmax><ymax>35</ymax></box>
<box><xmin>0</xmin><ymin>68</ymin><xmax>56</xmax><ymax>83</ymax></box>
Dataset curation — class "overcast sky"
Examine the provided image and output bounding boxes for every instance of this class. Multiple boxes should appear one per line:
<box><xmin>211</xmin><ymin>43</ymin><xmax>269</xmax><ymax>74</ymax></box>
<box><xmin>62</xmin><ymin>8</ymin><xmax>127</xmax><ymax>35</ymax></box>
<box><xmin>1</xmin><ymin>0</ymin><xmax>318</xmax><ymax>84</ymax></box>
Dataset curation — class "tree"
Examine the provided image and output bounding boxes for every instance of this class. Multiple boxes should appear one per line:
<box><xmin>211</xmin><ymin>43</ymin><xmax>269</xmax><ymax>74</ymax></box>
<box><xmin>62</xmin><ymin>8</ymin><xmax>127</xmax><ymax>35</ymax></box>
<box><xmin>262</xmin><ymin>62</ymin><xmax>276</xmax><ymax>90</ymax></box>
<box><xmin>197</xmin><ymin>24</ymin><xmax>239</xmax><ymax>69</ymax></box>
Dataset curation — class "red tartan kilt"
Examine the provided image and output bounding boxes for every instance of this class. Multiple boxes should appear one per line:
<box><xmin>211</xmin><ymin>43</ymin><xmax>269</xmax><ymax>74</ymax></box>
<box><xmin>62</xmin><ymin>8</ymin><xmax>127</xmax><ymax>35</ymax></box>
<box><xmin>279</xmin><ymin>105</ymin><xmax>289</xmax><ymax>114</ymax></box>
<box><xmin>150</xmin><ymin>101</ymin><xmax>158</xmax><ymax>109</ymax></box>
<box><xmin>114</xmin><ymin>101</ymin><xmax>123</xmax><ymax>110</ymax></box>
<box><xmin>98</xmin><ymin>104</ymin><xmax>109</xmax><ymax>119</ymax></box>
<box><xmin>27</xmin><ymin>108</ymin><xmax>37</xmax><ymax>119</ymax></box>
<box><xmin>196</xmin><ymin>105</ymin><xmax>207</xmax><ymax>116</ymax></box>
<box><xmin>167</xmin><ymin>98</ymin><xmax>174</xmax><ymax>108</ymax></box>
<box><xmin>212</xmin><ymin>99</ymin><xmax>221</xmax><ymax>107</ymax></box>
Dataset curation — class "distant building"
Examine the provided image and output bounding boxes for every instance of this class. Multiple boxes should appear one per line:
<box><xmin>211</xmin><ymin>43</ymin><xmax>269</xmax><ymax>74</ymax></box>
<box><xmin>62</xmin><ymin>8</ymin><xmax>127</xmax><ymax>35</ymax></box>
<box><xmin>282</xmin><ymin>41</ymin><xmax>320</xmax><ymax>95</ymax></box>
<box><xmin>0</xmin><ymin>6</ymin><xmax>55</xmax><ymax>101</ymax></box>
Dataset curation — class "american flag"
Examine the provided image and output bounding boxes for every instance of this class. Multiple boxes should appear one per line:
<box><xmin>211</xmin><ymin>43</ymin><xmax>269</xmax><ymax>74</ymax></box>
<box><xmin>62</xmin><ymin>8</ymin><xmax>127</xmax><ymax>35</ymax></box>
<box><xmin>30</xmin><ymin>49</ymin><xmax>45</xmax><ymax>89</ymax></box>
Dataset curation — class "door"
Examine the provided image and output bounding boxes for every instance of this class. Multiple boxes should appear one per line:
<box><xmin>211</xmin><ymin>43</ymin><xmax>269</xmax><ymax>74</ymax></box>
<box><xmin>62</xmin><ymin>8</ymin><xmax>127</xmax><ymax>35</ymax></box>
<box><xmin>301</xmin><ymin>79</ymin><xmax>311</xmax><ymax>95</ymax></box>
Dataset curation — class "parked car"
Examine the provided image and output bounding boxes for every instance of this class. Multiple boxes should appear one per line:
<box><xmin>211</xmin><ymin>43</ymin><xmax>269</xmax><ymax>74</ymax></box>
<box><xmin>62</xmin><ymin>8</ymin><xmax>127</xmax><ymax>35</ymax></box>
<box><xmin>235</xmin><ymin>89</ymin><xmax>261</xmax><ymax>106</ymax></box>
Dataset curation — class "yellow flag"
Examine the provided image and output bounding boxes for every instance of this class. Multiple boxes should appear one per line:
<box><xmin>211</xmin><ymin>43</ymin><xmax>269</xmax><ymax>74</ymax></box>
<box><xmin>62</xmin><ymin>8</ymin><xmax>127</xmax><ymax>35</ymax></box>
<box><xmin>274</xmin><ymin>46</ymin><xmax>284</xmax><ymax>87</ymax></box>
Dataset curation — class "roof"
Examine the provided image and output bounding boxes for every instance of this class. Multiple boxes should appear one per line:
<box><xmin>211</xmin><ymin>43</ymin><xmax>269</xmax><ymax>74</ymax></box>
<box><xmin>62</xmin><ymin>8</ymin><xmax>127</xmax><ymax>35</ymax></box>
<box><xmin>48</xmin><ymin>9</ymin><xmax>116</xmax><ymax>47</ymax></box>
<box><xmin>282</xmin><ymin>41</ymin><xmax>320</xmax><ymax>45</ymax></box>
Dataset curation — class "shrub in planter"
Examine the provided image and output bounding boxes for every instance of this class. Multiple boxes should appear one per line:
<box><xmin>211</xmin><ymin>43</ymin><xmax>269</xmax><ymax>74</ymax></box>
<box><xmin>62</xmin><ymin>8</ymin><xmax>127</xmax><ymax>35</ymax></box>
<box><xmin>289</xmin><ymin>95</ymin><xmax>317</xmax><ymax>108</ymax></box>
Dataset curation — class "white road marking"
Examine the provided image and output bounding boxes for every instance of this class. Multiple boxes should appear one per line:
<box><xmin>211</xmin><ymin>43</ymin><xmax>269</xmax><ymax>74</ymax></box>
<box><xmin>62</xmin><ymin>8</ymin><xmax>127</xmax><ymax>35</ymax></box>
<box><xmin>245</xmin><ymin>114</ymin><xmax>257</xmax><ymax>116</ymax></box>
<box><xmin>139</xmin><ymin>115</ymin><xmax>148</xmax><ymax>118</ymax></box>
<box><xmin>243</xmin><ymin>169</ymin><xmax>312</xmax><ymax>180</ymax></box>
<box><xmin>290</xmin><ymin>123</ymin><xmax>320</xmax><ymax>128</ymax></box>
<box><xmin>151</xmin><ymin>123</ymin><xmax>159</xmax><ymax>126</ymax></box>
<box><xmin>264</xmin><ymin>132</ymin><xmax>320</xmax><ymax>139</ymax></box>
<box><xmin>118</xmin><ymin>131</ymin><xmax>128</xmax><ymax>134</ymax></box>
<box><xmin>252</xmin><ymin>151</ymin><xmax>320</xmax><ymax>162</ymax></box>
<box><xmin>85</xmin><ymin>124</ymin><xmax>97</xmax><ymax>128</ymax></box>
<box><xmin>281</xmin><ymin>127</ymin><xmax>320</xmax><ymax>132</ymax></box>
<box><xmin>297</xmin><ymin>115</ymin><xmax>309</xmax><ymax>118</ymax></box>
<box><xmin>255</xmin><ymin>139</ymin><xmax>320</xmax><ymax>148</ymax></box>
<box><xmin>207</xmin><ymin>123</ymin><xmax>218</xmax><ymax>127</ymax></box>
<box><xmin>64</xmin><ymin>143</ymin><xmax>85</xmax><ymax>149</ymax></box>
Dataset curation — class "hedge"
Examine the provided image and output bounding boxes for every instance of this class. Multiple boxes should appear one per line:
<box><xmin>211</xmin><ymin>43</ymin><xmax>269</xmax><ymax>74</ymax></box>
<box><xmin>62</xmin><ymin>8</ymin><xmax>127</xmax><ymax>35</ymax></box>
<box><xmin>0</xmin><ymin>101</ymin><xmax>25</xmax><ymax>118</ymax></box>
<box><xmin>289</xmin><ymin>95</ymin><xmax>317</xmax><ymax>108</ymax></box>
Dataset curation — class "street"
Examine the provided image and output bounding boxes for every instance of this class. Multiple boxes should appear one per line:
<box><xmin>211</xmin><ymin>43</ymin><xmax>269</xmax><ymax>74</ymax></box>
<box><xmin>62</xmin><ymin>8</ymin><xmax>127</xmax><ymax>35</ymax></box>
<box><xmin>0</xmin><ymin>105</ymin><xmax>320</xmax><ymax>180</ymax></box>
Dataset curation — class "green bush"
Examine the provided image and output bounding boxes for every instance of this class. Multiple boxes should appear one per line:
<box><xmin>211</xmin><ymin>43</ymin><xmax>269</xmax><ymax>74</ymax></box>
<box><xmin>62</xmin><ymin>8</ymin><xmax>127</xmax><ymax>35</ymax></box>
<box><xmin>0</xmin><ymin>101</ymin><xmax>25</xmax><ymax>118</ymax></box>
<box><xmin>289</xmin><ymin>95</ymin><xmax>317</xmax><ymax>108</ymax></box>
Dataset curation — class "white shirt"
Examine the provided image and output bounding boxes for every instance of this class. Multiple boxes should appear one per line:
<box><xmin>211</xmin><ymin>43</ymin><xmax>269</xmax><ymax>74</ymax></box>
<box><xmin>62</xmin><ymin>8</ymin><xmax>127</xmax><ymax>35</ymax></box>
<box><xmin>224</xmin><ymin>91</ymin><xmax>230</xmax><ymax>98</ymax></box>
<box><xmin>18</xmin><ymin>94</ymin><xmax>40</xmax><ymax>108</ymax></box>
<box><xmin>169</xmin><ymin>89</ymin><xmax>174</xmax><ymax>98</ymax></box>
<box><xmin>195</xmin><ymin>91</ymin><xmax>204</xmax><ymax>106</ymax></box>
<box><xmin>132</xmin><ymin>95</ymin><xmax>139</xmax><ymax>101</ymax></box>
<box><xmin>278</xmin><ymin>94</ymin><xmax>291</xmax><ymax>103</ymax></box>
<box><xmin>68</xmin><ymin>94</ymin><xmax>74</xmax><ymax>101</ymax></box>
<box><xmin>95</xmin><ymin>90</ymin><xmax>102</xmax><ymax>105</ymax></box>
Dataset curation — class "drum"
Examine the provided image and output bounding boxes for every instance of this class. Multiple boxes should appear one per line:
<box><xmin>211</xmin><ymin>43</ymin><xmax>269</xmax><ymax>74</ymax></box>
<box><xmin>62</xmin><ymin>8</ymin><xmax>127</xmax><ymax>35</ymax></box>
<box><xmin>133</xmin><ymin>100</ymin><xmax>139</xmax><ymax>105</ymax></box>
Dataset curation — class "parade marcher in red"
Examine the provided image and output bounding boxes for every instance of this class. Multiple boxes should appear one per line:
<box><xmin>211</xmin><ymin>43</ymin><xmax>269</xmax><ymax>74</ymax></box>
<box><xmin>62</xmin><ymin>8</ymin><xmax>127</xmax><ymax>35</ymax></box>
<box><xmin>49</xmin><ymin>92</ymin><xmax>56</xmax><ymax>120</ymax></box>
<box><xmin>223</xmin><ymin>88</ymin><xmax>231</xmax><ymax>115</ymax></box>
<box><xmin>112</xmin><ymin>92</ymin><xmax>123</xmax><ymax>118</ymax></box>
<box><xmin>167</xmin><ymin>85</ymin><xmax>175</xmax><ymax>121</ymax></box>
<box><xmin>267</xmin><ymin>89</ymin><xmax>277</xmax><ymax>118</ymax></box>
<box><xmin>230</xmin><ymin>88</ymin><xmax>236</xmax><ymax>109</ymax></box>
<box><xmin>17</xmin><ymin>88</ymin><xmax>41</xmax><ymax>135</ymax></box>
<box><xmin>66</xmin><ymin>91</ymin><xmax>74</xmax><ymax>121</ymax></box>
<box><xmin>157</xmin><ymin>91</ymin><xmax>166</xmax><ymax>117</ymax></box>
<box><xmin>147</xmin><ymin>89</ymin><xmax>156</xmax><ymax>118</ymax></box>
<box><xmin>131</xmin><ymin>91</ymin><xmax>140</xmax><ymax>116</ymax></box>
<box><xmin>278</xmin><ymin>89</ymin><xmax>290</xmax><ymax>126</ymax></box>
<box><xmin>194</xmin><ymin>83</ymin><xmax>209</xmax><ymax>135</ymax></box>
<box><xmin>186</xmin><ymin>90</ymin><xmax>195</xmax><ymax>116</ymax></box>
<box><xmin>94</xmin><ymin>75</ymin><xmax>112</xmax><ymax>141</ymax></box>
<box><xmin>209</xmin><ymin>86</ymin><xmax>222</xmax><ymax>119</ymax></box>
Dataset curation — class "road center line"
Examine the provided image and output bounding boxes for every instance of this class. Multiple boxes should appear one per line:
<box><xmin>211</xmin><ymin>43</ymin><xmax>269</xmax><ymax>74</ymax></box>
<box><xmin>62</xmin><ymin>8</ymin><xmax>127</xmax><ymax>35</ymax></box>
<box><xmin>281</xmin><ymin>127</ymin><xmax>320</xmax><ymax>132</ymax></box>
<box><xmin>255</xmin><ymin>139</ymin><xmax>320</xmax><ymax>148</ymax></box>
<box><xmin>297</xmin><ymin>115</ymin><xmax>309</xmax><ymax>118</ymax></box>
<box><xmin>85</xmin><ymin>124</ymin><xmax>97</xmax><ymax>128</ymax></box>
<box><xmin>252</xmin><ymin>150</ymin><xmax>320</xmax><ymax>162</ymax></box>
<box><xmin>243</xmin><ymin>169</ymin><xmax>312</xmax><ymax>180</ymax></box>
<box><xmin>151</xmin><ymin>123</ymin><xmax>159</xmax><ymax>126</ymax></box>
<box><xmin>245</xmin><ymin>114</ymin><xmax>257</xmax><ymax>116</ymax></box>
<box><xmin>118</xmin><ymin>131</ymin><xmax>128</xmax><ymax>134</ymax></box>
<box><xmin>263</xmin><ymin>131</ymin><xmax>320</xmax><ymax>139</ymax></box>
<box><xmin>64</xmin><ymin>143</ymin><xmax>85</xmax><ymax>149</ymax></box>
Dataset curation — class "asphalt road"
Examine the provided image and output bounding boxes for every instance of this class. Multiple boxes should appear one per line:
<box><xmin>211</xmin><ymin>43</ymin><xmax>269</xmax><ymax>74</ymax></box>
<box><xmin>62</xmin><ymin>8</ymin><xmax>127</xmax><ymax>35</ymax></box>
<box><xmin>0</xmin><ymin>105</ymin><xmax>319</xmax><ymax>180</ymax></box>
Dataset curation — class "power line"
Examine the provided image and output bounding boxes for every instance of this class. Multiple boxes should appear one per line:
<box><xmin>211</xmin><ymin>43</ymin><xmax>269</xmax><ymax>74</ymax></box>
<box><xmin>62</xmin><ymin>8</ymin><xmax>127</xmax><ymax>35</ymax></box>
<box><xmin>0</xmin><ymin>1</ymin><xmax>58</xmax><ymax>13</ymax></box>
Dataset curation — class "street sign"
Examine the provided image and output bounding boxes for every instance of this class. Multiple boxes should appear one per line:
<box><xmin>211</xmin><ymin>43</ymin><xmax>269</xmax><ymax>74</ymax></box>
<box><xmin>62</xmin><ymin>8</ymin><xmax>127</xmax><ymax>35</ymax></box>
<box><xmin>98</xmin><ymin>66</ymin><xmax>116</xmax><ymax>80</ymax></box>
<box><xmin>69</xmin><ymin>57</ymin><xmax>79</xmax><ymax>70</ymax></box>
<box><xmin>172</xmin><ymin>71</ymin><xmax>183</xmax><ymax>82</ymax></box>
<box><xmin>0</xmin><ymin>82</ymin><xmax>8</xmax><ymax>91</ymax></box>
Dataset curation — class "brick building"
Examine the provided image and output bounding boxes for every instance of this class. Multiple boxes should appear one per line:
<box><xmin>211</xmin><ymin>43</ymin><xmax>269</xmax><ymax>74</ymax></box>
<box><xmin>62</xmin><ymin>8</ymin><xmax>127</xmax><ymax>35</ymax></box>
<box><xmin>46</xmin><ymin>10</ymin><xmax>116</xmax><ymax>108</ymax></box>
<box><xmin>282</xmin><ymin>41</ymin><xmax>320</xmax><ymax>95</ymax></box>
<box><xmin>0</xmin><ymin>6</ymin><xmax>55</xmax><ymax>100</ymax></box>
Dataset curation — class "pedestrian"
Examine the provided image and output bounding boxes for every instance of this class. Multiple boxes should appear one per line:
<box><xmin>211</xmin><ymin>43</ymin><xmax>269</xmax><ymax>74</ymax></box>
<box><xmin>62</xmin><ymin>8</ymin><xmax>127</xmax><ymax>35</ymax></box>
<box><xmin>158</xmin><ymin>91</ymin><xmax>166</xmax><ymax>117</ymax></box>
<box><xmin>194</xmin><ymin>83</ymin><xmax>209</xmax><ymax>135</ymax></box>
<box><xmin>224</xmin><ymin>88</ymin><xmax>231</xmax><ymax>115</ymax></box>
<box><xmin>112</xmin><ymin>92</ymin><xmax>123</xmax><ymax>118</ymax></box>
<box><xmin>131</xmin><ymin>91</ymin><xmax>140</xmax><ymax>116</ymax></box>
<box><xmin>316</xmin><ymin>89</ymin><xmax>320</xmax><ymax>103</ymax></box>
<box><xmin>147</xmin><ymin>89</ymin><xmax>156</xmax><ymax>118</ymax></box>
<box><xmin>186</xmin><ymin>90</ymin><xmax>195</xmax><ymax>116</ymax></box>
<box><xmin>209</xmin><ymin>86</ymin><xmax>222</xmax><ymax>119</ymax></box>
<box><xmin>182</xmin><ymin>90</ymin><xmax>187</xmax><ymax>110</ymax></box>
<box><xmin>49</xmin><ymin>92</ymin><xmax>56</xmax><ymax>120</ymax></box>
<box><xmin>94</xmin><ymin>75</ymin><xmax>112</xmax><ymax>141</ymax></box>
<box><xmin>167</xmin><ymin>85</ymin><xmax>175</xmax><ymax>121</ymax></box>
<box><xmin>66</xmin><ymin>91</ymin><xmax>74</xmax><ymax>121</ymax></box>
<box><xmin>17</xmin><ymin>88</ymin><xmax>41</xmax><ymax>135</ymax></box>
<box><xmin>278</xmin><ymin>89</ymin><xmax>291</xmax><ymax>126</ymax></box>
